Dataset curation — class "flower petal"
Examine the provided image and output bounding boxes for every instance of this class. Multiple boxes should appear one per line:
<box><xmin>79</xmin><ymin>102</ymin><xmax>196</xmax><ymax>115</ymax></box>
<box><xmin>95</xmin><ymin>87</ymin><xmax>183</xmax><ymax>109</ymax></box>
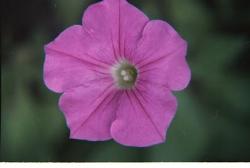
<box><xmin>82</xmin><ymin>0</ymin><xmax>149</xmax><ymax>60</ymax></box>
<box><xmin>134</xmin><ymin>20</ymin><xmax>191</xmax><ymax>91</ymax></box>
<box><xmin>111</xmin><ymin>84</ymin><xmax>177</xmax><ymax>147</ymax></box>
<box><xmin>44</xmin><ymin>25</ymin><xmax>112</xmax><ymax>93</ymax></box>
<box><xmin>59</xmin><ymin>83</ymin><xmax>121</xmax><ymax>141</ymax></box>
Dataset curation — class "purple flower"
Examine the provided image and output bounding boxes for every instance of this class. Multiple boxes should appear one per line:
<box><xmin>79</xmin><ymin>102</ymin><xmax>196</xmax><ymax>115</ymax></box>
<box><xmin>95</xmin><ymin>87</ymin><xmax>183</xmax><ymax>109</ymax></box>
<box><xmin>44</xmin><ymin>0</ymin><xmax>191</xmax><ymax>147</ymax></box>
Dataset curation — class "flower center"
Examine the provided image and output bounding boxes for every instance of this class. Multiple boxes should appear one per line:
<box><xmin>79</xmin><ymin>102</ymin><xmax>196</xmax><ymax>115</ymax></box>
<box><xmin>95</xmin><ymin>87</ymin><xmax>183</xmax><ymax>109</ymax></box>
<box><xmin>111</xmin><ymin>60</ymin><xmax>138</xmax><ymax>89</ymax></box>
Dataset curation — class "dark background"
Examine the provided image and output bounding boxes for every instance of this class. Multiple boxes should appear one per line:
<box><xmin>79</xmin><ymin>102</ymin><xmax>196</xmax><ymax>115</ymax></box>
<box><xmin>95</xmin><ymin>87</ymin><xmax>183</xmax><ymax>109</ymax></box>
<box><xmin>1</xmin><ymin>0</ymin><xmax>250</xmax><ymax>161</ymax></box>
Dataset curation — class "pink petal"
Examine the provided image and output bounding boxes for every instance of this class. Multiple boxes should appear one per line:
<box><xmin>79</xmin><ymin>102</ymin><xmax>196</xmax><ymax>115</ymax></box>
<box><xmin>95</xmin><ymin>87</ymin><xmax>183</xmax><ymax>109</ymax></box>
<box><xmin>44</xmin><ymin>25</ymin><xmax>112</xmax><ymax>93</ymax></box>
<box><xmin>44</xmin><ymin>0</ymin><xmax>150</xmax><ymax>93</ymax></box>
<box><xmin>82</xmin><ymin>0</ymin><xmax>149</xmax><ymax>60</ymax></box>
<box><xmin>59</xmin><ymin>83</ymin><xmax>121</xmax><ymax>141</ymax></box>
<box><xmin>134</xmin><ymin>20</ymin><xmax>191</xmax><ymax>91</ymax></box>
<box><xmin>111</xmin><ymin>84</ymin><xmax>177</xmax><ymax>147</ymax></box>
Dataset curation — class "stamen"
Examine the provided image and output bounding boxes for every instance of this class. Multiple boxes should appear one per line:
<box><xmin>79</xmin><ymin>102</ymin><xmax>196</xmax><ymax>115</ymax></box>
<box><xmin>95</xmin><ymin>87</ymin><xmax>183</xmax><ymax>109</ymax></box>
<box><xmin>121</xmin><ymin>70</ymin><xmax>127</xmax><ymax>76</ymax></box>
<box><xmin>111</xmin><ymin>59</ymin><xmax>138</xmax><ymax>89</ymax></box>
<box><xmin>123</xmin><ymin>75</ymin><xmax>130</xmax><ymax>81</ymax></box>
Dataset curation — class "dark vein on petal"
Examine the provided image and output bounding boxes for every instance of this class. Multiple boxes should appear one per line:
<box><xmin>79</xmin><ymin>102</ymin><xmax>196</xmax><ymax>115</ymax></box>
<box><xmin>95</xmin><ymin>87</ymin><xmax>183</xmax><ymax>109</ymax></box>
<box><xmin>129</xmin><ymin>20</ymin><xmax>150</xmax><ymax>64</ymax></box>
<box><xmin>131</xmin><ymin>90</ymin><xmax>165</xmax><ymax>140</ymax></box>
<box><xmin>84</xmin><ymin>52</ymin><xmax>111</xmax><ymax>67</ymax></box>
<box><xmin>46</xmin><ymin>47</ymin><xmax>108</xmax><ymax>71</ymax></box>
<box><xmin>136</xmin><ymin>44</ymin><xmax>185</xmax><ymax>69</ymax></box>
<box><xmin>104</xmin><ymin>90</ymin><xmax>123</xmax><ymax>125</ymax></box>
<box><xmin>82</xmin><ymin>27</ymin><xmax>114</xmax><ymax>66</ymax></box>
<box><xmin>125</xmin><ymin>90</ymin><xmax>138</xmax><ymax>114</ymax></box>
<box><xmin>138</xmin><ymin>79</ymin><xmax>169</xmax><ymax>89</ymax></box>
<box><xmin>123</xmin><ymin>32</ymin><xmax>126</xmax><ymax>59</ymax></box>
<box><xmin>110</xmin><ymin>34</ymin><xmax>119</xmax><ymax>62</ymax></box>
<box><xmin>113</xmin><ymin>91</ymin><xmax>125</xmax><ymax>124</ymax></box>
<box><xmin>89</xmin><ymin>82</ymin><xmax>114</xmax><ymax>105</ymax></box>
<box><xmin>118</xmin><ymin>0</ymin><xmax>121</xmax><ymax>57</ymax></box>
<box><xmin>138</xmin><ymin>54</ymin><xmax>164</xmax><ymax>69</ymax></box>
<box><xmin>137</xmin><ymin>54</ymin><xmax>168</xmax><ymax>70</ymax></box>
<box><xmin>139</xmin><ymin>67</ymin><xmax>159</xmax><ymax>74</ymax></box>
<box><xmin>83</xmin><ymin>26</ymin><xmax>97</xmax><ymax>41</ymax></box>
<box><xmin>134</xmin><ymin>87</ymin><xmax>148</xmax><ymax>103</ymax></box>
<box><xmin>59</xmin><ymin>77</ymin><xmax>112</xmax><ymax>93</ymax></box>
<box><xmin>91</xmin><ymin>69</ymin><xmax>110</xmax><ymax>76</ymax></box>
<box><xmin>85</xmin><ymin>76</ymin><xmax>112</xmax><ymax>84</ymax></box>
<box><xmin>71</xmin><ymin>84</ymin><xmax>115</xmax><ymax>136</ymax></box>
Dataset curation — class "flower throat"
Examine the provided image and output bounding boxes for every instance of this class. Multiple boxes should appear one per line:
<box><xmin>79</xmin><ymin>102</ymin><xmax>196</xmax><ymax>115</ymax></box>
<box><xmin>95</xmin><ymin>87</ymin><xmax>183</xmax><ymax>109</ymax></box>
<box><xmin>111</xmin><ymin>60</ymin><xmax>138</xmax><ymax>89</ymax></box>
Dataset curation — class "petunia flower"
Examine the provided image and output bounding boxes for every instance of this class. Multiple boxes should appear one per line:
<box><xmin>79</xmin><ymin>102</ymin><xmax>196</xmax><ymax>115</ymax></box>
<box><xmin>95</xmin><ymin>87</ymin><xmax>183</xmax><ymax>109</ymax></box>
<box><xmin>43</xmin><ymin>0</ymin><xmax>191</xmax><ymax>147</ymax></box>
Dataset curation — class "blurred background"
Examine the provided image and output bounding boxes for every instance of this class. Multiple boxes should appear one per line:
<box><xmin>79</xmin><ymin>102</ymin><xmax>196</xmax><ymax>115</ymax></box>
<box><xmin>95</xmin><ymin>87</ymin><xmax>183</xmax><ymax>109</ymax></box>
<box><xmin>1</xmin><ymin>0</ymin><xmax>250</xmax><ymax>162</ymax></box>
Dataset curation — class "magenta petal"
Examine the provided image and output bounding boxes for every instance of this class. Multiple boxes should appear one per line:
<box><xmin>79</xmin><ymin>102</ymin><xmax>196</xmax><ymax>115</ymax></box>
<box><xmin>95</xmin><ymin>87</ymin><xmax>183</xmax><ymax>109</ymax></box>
<box><xmin>44</xmin><ymin>25</ymin><xmax>112</xmax><ymax>93</ymax></box>
<box><xmin>134</xmin><ymin>20</ymin><xmax>191</xmax><ymax>91</ymax></box>
<box><xmin>59</xmin><ymin>83</ymin><xmax>120</xmax><ymax>141</ymax></box>
<box><xmin>82</xmin><ymin>0</ymin><xmax>149</xmax><ymax>59</ymax></box>
<box><xmin>111</xmin><ymin>84</ymin><xmax>177</xmax><ymax>147</ymax></box>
